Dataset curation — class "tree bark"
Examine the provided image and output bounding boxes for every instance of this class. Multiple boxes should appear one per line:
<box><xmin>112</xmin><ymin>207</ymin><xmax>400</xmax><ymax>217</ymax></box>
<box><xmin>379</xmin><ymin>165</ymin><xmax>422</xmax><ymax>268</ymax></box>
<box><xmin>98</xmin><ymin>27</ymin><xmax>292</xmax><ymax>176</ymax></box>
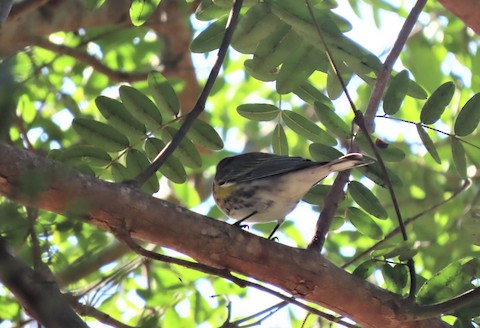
<box><xmin>438</xmin><ymin>0</ymin><xmax>480</xmax><ymax>34</ymax></box>
<box><xmin>0</xmin><ymin>144</ymin><xmax>450</xmax><ymax>328</ymax></box>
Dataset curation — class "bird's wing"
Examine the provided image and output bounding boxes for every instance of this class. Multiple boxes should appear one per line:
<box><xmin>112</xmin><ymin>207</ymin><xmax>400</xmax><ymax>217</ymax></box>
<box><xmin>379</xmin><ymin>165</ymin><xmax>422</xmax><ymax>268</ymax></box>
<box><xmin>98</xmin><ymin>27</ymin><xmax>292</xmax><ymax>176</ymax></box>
<box><xmin>218</xmin><ymin>153</ymin><xmax>324</xmax><ymax>184</ymax></box>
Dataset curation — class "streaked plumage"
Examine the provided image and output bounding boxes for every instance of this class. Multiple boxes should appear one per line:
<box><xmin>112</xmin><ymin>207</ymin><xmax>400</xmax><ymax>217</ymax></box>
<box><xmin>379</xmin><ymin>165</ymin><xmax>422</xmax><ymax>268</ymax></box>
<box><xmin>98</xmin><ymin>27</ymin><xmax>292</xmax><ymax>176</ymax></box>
<box><xmin>212</xmin><ymin>152</ymin><xmax>369</xmax><ymax>238</ymax></box>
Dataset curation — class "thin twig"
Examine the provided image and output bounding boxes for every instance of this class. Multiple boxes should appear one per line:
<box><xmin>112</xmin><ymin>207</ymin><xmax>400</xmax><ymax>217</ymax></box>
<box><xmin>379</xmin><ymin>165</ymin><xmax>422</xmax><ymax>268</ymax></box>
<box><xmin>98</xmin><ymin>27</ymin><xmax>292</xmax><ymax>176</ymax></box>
<box><xmin>223</xmin><ymin>301</ymin><xmax>288</xmax><ymax>327</ymax></box>
<box><xmin>378</xmin><ymin>115</ymin><xmax>480</xmax><ymax>151</ymax></box>
<box><xmin>305</xmin><ymin>0</ymin><xmax>428</xmax><ymax>299</ymax></box>
<box><xmin>341</xmin><ymin>179</ymin><xmax>471</xmax><ymax>268</ymax></box>
<box><xmin>70</xmin><ymin>298</ymin><xmax>135</xmax><ymax>328</ymax></box>
<box><xmin>7</xmin><ymin>0</ymin><xmax>48</xmax><ymax>22</ymax></box>
<box><xmin>32</xmin><ymin>38</ymin><xmax>149</xmax><ymax>83</ymax></box>
<box><xmin>114</xmin><ymin>229</ymin><xmax>358</xmax><ymax>328</ymax></box>
<box><xmin>363</xmin><ymin>0</ymin><xmax>428</xmax><ymax>132</ymax></box>
<box><xmin>132</xmin><ymin>0</ymin><xmax>244</xmax><ymax>187</ymax></box>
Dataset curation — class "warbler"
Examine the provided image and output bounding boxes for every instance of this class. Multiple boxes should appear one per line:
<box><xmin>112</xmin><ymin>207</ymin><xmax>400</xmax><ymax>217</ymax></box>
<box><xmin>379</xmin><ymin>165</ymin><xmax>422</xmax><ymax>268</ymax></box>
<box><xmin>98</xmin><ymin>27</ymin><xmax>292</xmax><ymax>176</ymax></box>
<box><xmin>212</xmin><ymin>152</ymin><xmax>369</xmax><ymax>239</ymax></box>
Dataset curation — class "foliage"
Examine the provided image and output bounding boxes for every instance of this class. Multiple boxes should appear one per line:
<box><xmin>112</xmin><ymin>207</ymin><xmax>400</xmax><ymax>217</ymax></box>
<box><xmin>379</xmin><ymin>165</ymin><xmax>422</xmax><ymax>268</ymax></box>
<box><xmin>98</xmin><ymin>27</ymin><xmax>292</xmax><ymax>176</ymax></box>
<box><xmin>1</xmin><ymin>0</ymin><xmax>480</xmax><ymax>327</ymax></box>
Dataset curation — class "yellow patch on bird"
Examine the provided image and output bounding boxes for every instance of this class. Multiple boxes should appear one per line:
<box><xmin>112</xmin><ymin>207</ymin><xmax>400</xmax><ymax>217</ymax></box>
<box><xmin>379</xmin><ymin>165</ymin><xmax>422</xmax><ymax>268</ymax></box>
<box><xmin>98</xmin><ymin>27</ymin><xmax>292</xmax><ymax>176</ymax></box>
<box><xmin>212</xmin><ymin>182</ymin><xmax>236</xmax><ymax>201</ymax></box>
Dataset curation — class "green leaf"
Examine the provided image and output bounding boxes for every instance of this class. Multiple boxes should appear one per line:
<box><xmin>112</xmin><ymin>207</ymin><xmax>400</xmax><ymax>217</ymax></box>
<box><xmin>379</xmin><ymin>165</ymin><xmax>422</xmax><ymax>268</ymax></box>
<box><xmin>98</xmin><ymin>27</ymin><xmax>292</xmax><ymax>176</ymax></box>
<box><xmin>383</xmin><ymin>70</ymin><xmax>409</xmax><ymax>115</ymax></box>
<box><xmin>195</xmin><ymin>0</ymin><xmax>228</xmax><ymax>21</ymax></box>
<box><xmin>454</xmin><ymin>92</ymin><xmax>480</xmax><ymax>136</ymax></box>
<box><xmin>348</xmin><ymin>181</ymin><xmax>388</xmax><ymax>219</ymax></box>
<box><xmin>416</xmin><ymin>123</ymin><xmax>441</xmax><ymax>163</ymax></box>
<box><xmin>302</xmin><ymin>185</ymin><xmax>331</xmax><ymax>205</ymax></box>
<box><xmin>130</xmin><ymin>0</ymin><xmax>162</xmax><ymax>26</ymax></box>
<box><xmin>119</xmin><ymin>85</ymin><xmax>163</xmax><ymax>131</ymax></box>
<box><xmin>57</xmin><ymin>145</ymin><xmax>112</xmax><ymax>167</ymax></box>
<box><xmin>313</xmin><ymin>101</ymin><xmax>351</xmax><ymax>139</ymax></box>
<box><xmin>293</xmin><ymin>82</ymin><xmax>333</xmax><ymax>107</ymax></box>
<box><xmin>86</xmin><ymin>0</ymin><xmax>106</xmax><ymax>9</ymax></box>
<box><xmin>352</xmin><ymin>260</ymin><xmax>379</xmax><ymax>279</ymax></box>
<box><xmin>420</xmin><ymin>81</ymin><xmax>455</xmax><ymax>124</ymax></box>
<box><xmin>347</xmin><ymin>207</ymin><xmax>383</xmax><ymax>240</ymax></box>
<box><xmin>244</xmin><ymin>59</ymin><xmax>278</xmax><ymax>82</ymax></box>
<box><xmin>281</xmin><ymin>110</ymin><xmax>337</xmax><ymax>146</ymax></box>
<box><xmin>382</xmin><ymin>264</ymin><xmax>408</xmax><ymax>294</ymax></box>
<box><xmin>327</xmin><ymin>65</ymin><xmax>352</xmax><ymax>100</ymax></box>
<box><xmin>271</xmin><ymin>124</ymin><xmax>288</xmax><ymax>156</ymax></box>
<box><xmin>231</xmin><ymin>3</ymin><xmax>282</xmax><ymax>54</ymax></box>
<box><xmin>362</xmin><ymin>162</ymin><xmax>403</xmax><ymax>188</ymax></box>
<box><xmin>190</xmin><ymin>16</ymin><xmax>227</xmax><ymax>53</ymax></box>
<box><xmin>251</xmin><ymin>24</ymin><xmax>299</xmax><ymax>74</ymax></box>
<box><xmin>144</xmin><ymin>138</ymin><xmax>187</xmax><ymax>184</ymax></box>
<box><xmin>276</xmin><ymin>43</ymin><xmax>320</xmax><ymax>94</ymax></box>
<box><xmin>95</xmin><ymin>96</ymin><xmax>146</xmax><ymax>141</ymax></box>
<box><xmin>110</xmin><ymin>163</ymin><xmax>129</xmax><ymax>183</ymax></box>
<box><xmin>308</xmin><ymin>143</ymin><xmax>343</xmax><ymax>162</ymax></box>
<box><xmin>126</xmin><ymin>149</ymin><xmax>160</xmax><ymax>193</ymax></box>
<box><xmin>160</xmin><ymin>127</ymin><xmax>202</xmax><ymax>169</ymax></box>
<box><xmin>148</xmin><ymin>71</ymin><xmax>180</xmax><ymax>117</ymax></box>
<box><xmin>371</xmin><ymin>241</ymin><xmax>415</xmax><ymax>260</ymax></box>
<box><xmin>237</xmin><ymin>103</ymin><xmax>280</xmax><ymax>121</ymax></box>
<box><xmin>460</xmin><ymin>206</ymin><xmax>480</xmax><ymax>246</ymax></box>
<box><xmin>417</xmin><ymin>258</ymin><xmax>480</xmax><ymax>304</ymax></box>
<box><xmin>187</xmin><ymin>120</ymin><xmax>224</xmax><ymax>150</ymax></box>
<box><xmin>72</xmin><ymin>118</ymin><xmax>129</xmax><ymax>152</ymax></box>
<box><xmin>451</xmin><ymin>138</ymin><xmax>467</xmax><ymax>178</ymax></box>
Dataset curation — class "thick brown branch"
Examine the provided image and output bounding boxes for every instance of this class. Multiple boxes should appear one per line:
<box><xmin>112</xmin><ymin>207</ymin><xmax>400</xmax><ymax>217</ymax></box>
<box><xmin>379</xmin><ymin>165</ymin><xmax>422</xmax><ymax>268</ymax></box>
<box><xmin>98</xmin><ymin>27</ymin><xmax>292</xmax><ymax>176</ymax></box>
<box><xmin>438</xmin><ymin>0</ymin><xmax>480</xmax><ymax>34</ymax></box>
<box><xmin>0</xmin><ymin>236</ymin><xmax>88</xmax><ymax>327</ymax></box>
<box><xmin>0</xmin><ymin>144</ymin><xmax>450</xmax><ymax>328</ymax></box>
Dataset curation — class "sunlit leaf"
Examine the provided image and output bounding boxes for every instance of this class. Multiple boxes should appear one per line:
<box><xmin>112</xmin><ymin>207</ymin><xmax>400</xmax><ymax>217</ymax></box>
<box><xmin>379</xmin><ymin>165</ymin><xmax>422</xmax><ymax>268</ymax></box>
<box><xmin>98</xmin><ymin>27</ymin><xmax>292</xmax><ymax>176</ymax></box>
<box><xmin>454</xmin><ymin>93</ymin><xmax>480</xmax><ymax>136</ymax></box>
<box><xmin>119</xmin><ymin>85</ymin><xmax>163</xmax><ymax>131</ymax></box>
<box><xmin>417</xmin><ymin>258</ymin><xmax>480</xmax><ymax>304</ymax></box>
<box><xmin>349</xmin><ymin>181</ymin><xmax>388</xmax><ymax>219</ymax></box>
<box><xmin>309</xmin><ymin>143</ymin><xmax>343</xmax><ymax>162</ymax></box>
<box><xmin>130</xmin><ymin>0</ymin><xmax>162</xmax><ymax>26</ymax></box>
<box><xmin>187</xmin><ymin>120</ymin><xmax>224</xmax><ymax>150</ymax></box>
<box><xmin>57</xmin><ymin>145</ymin><xmax>112</xmax><ymax>167</ymax></box>
<box><xmin>126</xmin><ymin>149</ymin><xmax>160</xmax><ymax>193</ymax></box>
<box><xmin>237</xmin><ymin>103</ymin><xmax>280</xmax><ymax>121</ymax></box>
<box><xmin>383</xmin><ymin>70</ymin><xmax>409</xmax><ymax>115</ymax></box>
<box><xmin>144</xmin><ymin>138</ymin><xmax>187</xmax><ymax>183</ymax></box>
<box><xmin>347</xmin><ymin>207</ymin><xmax>383</xmax><ymax>240</ymax></box>
<box><xmin>148</xmin><ymin>71</ymin><xmax>180</xmax><ymax>117</ymax></box>
<box><xmin>72</xmin><ymin>118</ymin><xmax>129</xmax><ymax>152</ymax></box>
<box><xmin>272</xmin><ymin>124</ymin><xmax>288</xmax><ymax>155</ymax></box>
<box><xmin>420</xmin><ymin>81</ymin><xmax>455</xmax><ymax>124</ymax></box>
<box><xmin>451</xmin><ymin>138</ymin><xmax>467</xmax><ymax>178</ymax></box>
<box><xmin>95</xmin><ymin>96</ymin><xmax>146</xmax><ymax>141</ymax></box>
<box><xmin>281</xmin><ymin>110</ymin><xmax>337</xmax><ymax>146</ymax></box>
<box><xmin>416</xmin><ymin>123</ymin><xmax>441</xmax><ymax>163</ymax></box>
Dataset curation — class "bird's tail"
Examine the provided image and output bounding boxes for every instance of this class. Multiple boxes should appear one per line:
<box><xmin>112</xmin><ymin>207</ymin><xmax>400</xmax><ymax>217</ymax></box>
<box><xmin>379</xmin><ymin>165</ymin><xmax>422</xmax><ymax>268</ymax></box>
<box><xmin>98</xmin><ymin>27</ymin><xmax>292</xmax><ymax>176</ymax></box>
<box><xmin>326</xmin><ymin>153</ymin><xmax>371</xmax><ymax>172</ymax></box>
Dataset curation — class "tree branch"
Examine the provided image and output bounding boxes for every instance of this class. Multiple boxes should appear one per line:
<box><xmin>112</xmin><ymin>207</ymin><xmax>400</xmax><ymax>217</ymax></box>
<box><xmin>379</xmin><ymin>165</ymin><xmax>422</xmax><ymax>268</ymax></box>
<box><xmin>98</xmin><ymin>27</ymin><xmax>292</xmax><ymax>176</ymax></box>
<box><xmin>132</xmin><ymin>0</ymin><xmax>244</xmax><ymax>187</ymax></box>
<box><xmin>0</xmin><ymin>144</ymin><xmax>451</xmax><ymax>328</ymax></box>
<box><xmin>0</xmin><ymin>0</ymin><xmax>13</xmax><ymax>27</ymax></box>
<box><xmin>33</xmin><ymin>37</ymin><xmax>150</xmax><ymax>83</ymax></box>
<box><xmin>363</xmin><ymin>0</ymin><xmax>428</xmax><ymax>132</ymax></box>
<box><xmin>0</xmin><ymin>236</ymin><xmax>88</xmax><ymax>327</ymax></box>
<box><xmin>438</xmin><ymin>0</ymin><xmax>480</xmax><ymax>35</ymax></box>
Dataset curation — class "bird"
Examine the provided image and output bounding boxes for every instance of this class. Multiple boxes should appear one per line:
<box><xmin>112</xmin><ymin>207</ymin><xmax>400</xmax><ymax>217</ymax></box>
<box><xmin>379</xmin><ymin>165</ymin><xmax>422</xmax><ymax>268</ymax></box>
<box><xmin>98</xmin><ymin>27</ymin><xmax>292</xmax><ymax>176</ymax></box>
<box><xmin>212</xmin><ymin>152</ymin><xmax>369</xmax><ymax>239</ymax></box>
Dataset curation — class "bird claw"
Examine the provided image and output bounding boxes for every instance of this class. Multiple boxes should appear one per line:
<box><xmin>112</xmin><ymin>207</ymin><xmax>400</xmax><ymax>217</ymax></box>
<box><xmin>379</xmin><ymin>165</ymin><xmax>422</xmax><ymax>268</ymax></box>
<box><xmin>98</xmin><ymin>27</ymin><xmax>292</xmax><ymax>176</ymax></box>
<box><xmin>233</xmin><ymin>221</ymin><xmax>249</xmax><ymax>230</ymax></box>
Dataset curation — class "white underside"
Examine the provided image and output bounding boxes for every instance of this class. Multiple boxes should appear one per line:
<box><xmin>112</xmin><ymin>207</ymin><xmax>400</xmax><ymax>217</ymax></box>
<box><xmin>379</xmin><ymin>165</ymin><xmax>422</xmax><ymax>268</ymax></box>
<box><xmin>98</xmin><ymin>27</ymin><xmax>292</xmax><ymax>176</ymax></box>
<box><xmin>227</xmin><ymin>165</ymin><xmax>336</xmax><ymax>223</ymax></box>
